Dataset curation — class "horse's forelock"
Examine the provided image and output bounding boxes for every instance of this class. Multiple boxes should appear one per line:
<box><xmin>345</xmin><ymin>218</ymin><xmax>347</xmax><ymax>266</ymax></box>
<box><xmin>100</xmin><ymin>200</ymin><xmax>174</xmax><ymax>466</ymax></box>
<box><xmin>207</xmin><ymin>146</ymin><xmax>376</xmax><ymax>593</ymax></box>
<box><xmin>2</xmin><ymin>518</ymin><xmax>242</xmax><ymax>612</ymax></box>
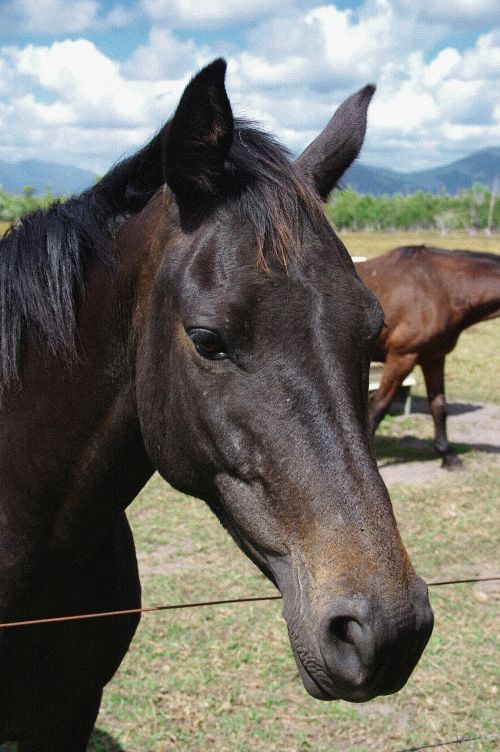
<box><xmin>227</xmin><ymin>123</ymin><xmax>324</xmax><ymax>271</ymax></box>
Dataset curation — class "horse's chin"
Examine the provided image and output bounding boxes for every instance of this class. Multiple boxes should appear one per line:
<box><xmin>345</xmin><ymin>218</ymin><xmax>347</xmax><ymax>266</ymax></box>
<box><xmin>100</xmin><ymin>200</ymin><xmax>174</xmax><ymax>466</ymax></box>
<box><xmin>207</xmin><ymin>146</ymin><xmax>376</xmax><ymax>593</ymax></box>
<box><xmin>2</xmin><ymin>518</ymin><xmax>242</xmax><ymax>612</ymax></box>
<box><xmin>291</xmin><ymin>644</ymin><xmax>384</xmax><ymax>703</ymax></box>
<box><xmin>292</xmin><ymin>649</ymin><xmax>339</xmax><ymax>701</ymax></box>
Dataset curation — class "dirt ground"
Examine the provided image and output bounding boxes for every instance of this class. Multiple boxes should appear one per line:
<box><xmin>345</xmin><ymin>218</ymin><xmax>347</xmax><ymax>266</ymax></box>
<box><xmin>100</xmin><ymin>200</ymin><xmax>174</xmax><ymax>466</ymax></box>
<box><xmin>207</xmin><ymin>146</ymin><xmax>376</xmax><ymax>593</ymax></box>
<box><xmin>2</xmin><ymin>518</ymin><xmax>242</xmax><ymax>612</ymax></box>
<box><xmin>378</xmin><ymin>400</ymin><xmax>500</xmax><ymax>486</ymax></box>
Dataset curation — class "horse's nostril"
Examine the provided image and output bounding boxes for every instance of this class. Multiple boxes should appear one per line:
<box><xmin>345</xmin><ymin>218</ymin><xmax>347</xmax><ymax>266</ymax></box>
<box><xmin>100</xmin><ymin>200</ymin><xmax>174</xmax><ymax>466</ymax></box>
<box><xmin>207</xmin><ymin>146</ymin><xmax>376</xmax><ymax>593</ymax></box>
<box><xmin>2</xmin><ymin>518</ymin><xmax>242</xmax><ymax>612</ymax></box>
<box><xmin>330</xmin><ymin>616</ymin><xmax>362</xmax><ymax>646</ymax></box>
<box><xmin>320</xmin><ymin>607</ymin><xmax>376</xmax><ymax>686</ymax></box>
<box><xmin>307</xmin><ymin>584</ymin><xmax>434</xmax><ymax>701</ymax></box>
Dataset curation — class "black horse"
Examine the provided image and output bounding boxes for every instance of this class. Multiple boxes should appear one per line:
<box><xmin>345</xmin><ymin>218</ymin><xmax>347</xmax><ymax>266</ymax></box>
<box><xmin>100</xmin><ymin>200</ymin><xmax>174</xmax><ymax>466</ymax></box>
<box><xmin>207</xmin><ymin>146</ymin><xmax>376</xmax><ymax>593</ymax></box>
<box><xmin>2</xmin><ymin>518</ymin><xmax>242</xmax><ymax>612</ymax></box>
<box><xmin>0</xmin><ymin>60</ymin><xmax>433</xmax><ymax>750</ymax></box>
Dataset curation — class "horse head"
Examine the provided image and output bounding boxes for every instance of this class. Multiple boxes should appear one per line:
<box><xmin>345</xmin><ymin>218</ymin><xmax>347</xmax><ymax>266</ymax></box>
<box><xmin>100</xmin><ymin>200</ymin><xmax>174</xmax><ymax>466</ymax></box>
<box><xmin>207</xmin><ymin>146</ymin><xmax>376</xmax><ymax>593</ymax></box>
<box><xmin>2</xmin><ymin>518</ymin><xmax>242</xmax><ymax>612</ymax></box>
<box><xmin>127</xmin><ymin>60</ymin><xmax>433</xmax><ymax>702</ymax></box>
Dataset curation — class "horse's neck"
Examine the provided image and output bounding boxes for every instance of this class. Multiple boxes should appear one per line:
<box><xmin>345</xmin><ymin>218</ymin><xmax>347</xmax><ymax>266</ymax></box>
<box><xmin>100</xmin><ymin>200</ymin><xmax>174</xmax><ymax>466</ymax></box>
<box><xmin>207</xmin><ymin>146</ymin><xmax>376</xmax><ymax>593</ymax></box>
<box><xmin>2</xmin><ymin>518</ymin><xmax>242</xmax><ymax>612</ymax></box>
<box><xmin>452</xmin><ymin>256</ymin><xmax>500</xmax><ymax>327</ymax></box>
<box><xmin>0</xmin><ymin>253</ymin><xmax>154</xmax><ymax>556</ymax></box>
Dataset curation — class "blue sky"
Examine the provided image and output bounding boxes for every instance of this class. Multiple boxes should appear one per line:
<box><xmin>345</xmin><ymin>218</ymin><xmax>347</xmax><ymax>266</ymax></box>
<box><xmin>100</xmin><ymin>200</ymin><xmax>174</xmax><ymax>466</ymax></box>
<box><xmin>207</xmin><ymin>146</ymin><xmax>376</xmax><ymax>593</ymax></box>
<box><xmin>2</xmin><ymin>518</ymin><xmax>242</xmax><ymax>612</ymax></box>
<box><xmin>0</xmin><ymin>0</ymin><xmax>498</xmax><ymax>175</ymax></box>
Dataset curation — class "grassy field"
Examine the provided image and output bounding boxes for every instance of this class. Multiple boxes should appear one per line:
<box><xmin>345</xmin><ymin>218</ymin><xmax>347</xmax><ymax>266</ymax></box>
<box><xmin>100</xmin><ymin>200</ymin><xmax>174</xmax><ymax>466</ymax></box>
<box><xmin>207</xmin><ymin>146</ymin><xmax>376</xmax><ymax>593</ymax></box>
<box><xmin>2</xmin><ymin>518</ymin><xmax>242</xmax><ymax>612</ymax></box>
<box><xmin>338</xmin><ymin>229</ymin><xmax>500</xmax><ymax>258</ymax></box>
<box><xmin>0</xmin><ymin>229</ymin><xmax>498</xmax><ymax>750</ymax></box>
<box><xmin>91</xmin><ymin>461</ymin><xmax>498</xmax><ymax>752</ymax></box>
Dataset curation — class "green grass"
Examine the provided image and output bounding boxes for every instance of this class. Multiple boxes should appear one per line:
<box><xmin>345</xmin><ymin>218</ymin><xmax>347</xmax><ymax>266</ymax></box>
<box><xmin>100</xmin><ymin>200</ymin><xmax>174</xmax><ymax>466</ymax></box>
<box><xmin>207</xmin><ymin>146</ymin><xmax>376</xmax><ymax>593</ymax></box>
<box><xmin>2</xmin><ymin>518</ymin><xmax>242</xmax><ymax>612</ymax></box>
<box><xmin>444</xmin><ymin>321</ymin><xmax>500</xmax><ymax>404</ymax></box>
<box><xmin>85</xmin><ymin>461</ymin><xmax>499</xmax><ymax>751</ymax></box>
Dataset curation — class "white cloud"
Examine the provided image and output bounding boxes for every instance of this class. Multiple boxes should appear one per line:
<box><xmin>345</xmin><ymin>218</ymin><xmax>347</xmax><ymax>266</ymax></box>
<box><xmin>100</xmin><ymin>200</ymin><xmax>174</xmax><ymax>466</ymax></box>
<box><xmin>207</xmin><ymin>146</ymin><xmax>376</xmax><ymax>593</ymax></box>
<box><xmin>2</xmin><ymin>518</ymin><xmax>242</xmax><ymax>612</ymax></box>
<box><xmin>423</xmin><ymin>48</ymin><xmax>461</xmax><ymax>87</ymax></box>
<box><xmin>0</xmin><ymin>0</ymin><xmax>135</xmax><ymax>35</ymax></box>
<box><xmin>0</xmin><ymin>2</ymin><xmax>499</xmax><ymax>175</ymax></box>
<box><xmin>305</xmin><ymin>1</ymin><xmax>395</xmax><ymax>81</ymax></box>
<box><xmin>220</xmin><ymin>2</ymin><xmax>500</xmax><ymax>169</ymax></box>
<box><xmin>370</xmin><ymin>86</ymin><xmax>439</xmax><ymax>133</ymax></box>
<box><xmin>11</xmin><ymin>95</ymin><xmax>75</xmax><ymax>126</ymax></box>
<box><xmin>12</xmin><ymin>40</ymin><xmax>150</xmax><ymax>126</ymax></box>
<box><xmin>140</xmin><ymin>0</ymin><xmax>286</xmax><ymax>28</ymax></box>
<box><xmin>228</xmin><ymin>0</ymin><xmax>446</xmax><ymax>94</ymax></box>
<box><xmin>122</xmin><ymin>27</ymin><xmax>212</xmax><ymax>80</ymax></box>
<box><xmin>441</xmin><ymin>122</ymin><xmax>496</xmax><ymax>142</ymax></box>
<box><xmin>456</xmin><ymin>31</ymin><xmax>500</xmax><ymax>81</ymax></box>
<box><xmin>0</xmin><ymin>39</ymin><xmax>189</xmax><ymax>170</ymax></box>
<box><xmin>363</xmin><ymin>34</ymin><xmax>500</xmax><ymax>168</ymax></box>
<box><xmin>233</xmin><ymin>53</ymin><xmax>313</xmax><ymax>88</ymax></box>
<box><xmin>396</xmin><ymin>0</ymin><xmax>500</xmax><ymax>29</ymax></box>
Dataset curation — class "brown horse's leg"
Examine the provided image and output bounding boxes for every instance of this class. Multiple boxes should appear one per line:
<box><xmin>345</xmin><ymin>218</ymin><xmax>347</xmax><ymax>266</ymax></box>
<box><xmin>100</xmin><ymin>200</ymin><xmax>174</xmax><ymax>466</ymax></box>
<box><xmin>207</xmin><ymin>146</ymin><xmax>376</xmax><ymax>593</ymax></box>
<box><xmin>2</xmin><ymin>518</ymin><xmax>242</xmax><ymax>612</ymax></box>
<box><xmin>369</xmin><ymin>353</ymin><xmax>417</xmax><ymax>433</ymax></box>
<box><xmin>421</xmin><ymin>356</ymin><xmax>462</xmax><ymax>469</ymax></box>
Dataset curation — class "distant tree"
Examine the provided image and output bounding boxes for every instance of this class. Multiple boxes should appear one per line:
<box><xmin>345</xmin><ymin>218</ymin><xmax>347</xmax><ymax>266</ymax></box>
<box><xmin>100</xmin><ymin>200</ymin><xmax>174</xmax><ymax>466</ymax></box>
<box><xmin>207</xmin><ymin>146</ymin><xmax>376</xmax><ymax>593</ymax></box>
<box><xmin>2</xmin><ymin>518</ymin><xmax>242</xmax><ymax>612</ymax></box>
<box><xmin>326</xmin><ymin>184</ymin><xmax>499</xmax><ymax>232</ymax></box>
<box><xmin>0</xmin><ymin>187</ymin><xmax>59</xmax><ymax>222</ymax></box>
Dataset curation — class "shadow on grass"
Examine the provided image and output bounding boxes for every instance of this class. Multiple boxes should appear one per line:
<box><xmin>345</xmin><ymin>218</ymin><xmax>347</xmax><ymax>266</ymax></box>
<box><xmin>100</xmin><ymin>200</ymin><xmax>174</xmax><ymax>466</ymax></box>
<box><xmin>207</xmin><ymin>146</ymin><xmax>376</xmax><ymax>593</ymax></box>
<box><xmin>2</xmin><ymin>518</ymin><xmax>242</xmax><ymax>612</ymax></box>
<box><xmin>375</xmin><ymin>434</ymin><xmax>500</xmax><ymax>465</ymax></box>
<box><xmin>375</xmin><ymin>396</ymin><xmax>500</xmax><ymax>464</ymax></box>
<box><xmin>411</xmin><ymin>396</ymin><xmax>484</xmax><ymax>417</ymax></box>
<box><xmin>373</xmin><ymin>434</ymin><xmax>471</xmax><ymax>465</ymax></box>
<box><xmin>88</xmin><ymin>729</ymin><xmax>125</xmax><ymax>752</ymax></box>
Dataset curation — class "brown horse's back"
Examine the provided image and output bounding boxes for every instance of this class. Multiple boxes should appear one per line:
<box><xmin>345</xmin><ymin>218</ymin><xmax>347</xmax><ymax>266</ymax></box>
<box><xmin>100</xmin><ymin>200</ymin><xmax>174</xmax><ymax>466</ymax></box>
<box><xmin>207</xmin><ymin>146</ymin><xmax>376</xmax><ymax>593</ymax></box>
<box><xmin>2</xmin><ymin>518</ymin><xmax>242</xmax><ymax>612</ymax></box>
<box><xmin>355</xmin><ymin>245</ymin><xmax>500</xmax><ymax>364</ymax></box>
<box><xmin>356</xmin><ymin>244</ymin><xmax>500</xmax><ymax>467</ymax></box>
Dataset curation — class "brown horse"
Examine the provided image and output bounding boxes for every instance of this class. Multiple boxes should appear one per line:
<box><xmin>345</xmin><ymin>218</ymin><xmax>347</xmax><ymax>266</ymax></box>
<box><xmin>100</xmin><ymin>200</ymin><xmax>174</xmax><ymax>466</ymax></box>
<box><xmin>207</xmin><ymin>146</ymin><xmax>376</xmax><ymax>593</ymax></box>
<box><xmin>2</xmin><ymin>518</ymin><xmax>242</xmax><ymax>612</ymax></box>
<box><xmin>355</xmin><ymin>245</ymin><xmax>500</xmax><ymax>467</ymax></box>
<box><xmin>0</xmin><ymin>61</ymin><xmax>433</xmax><ymax>750</ymax></box>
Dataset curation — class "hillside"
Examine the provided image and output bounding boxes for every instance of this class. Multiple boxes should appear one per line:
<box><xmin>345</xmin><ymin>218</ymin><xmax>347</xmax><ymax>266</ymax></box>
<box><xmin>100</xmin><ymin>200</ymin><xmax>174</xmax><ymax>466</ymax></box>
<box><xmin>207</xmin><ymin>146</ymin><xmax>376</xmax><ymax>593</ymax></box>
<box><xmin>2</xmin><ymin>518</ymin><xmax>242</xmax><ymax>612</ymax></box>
<box><xmin>0</xmin><ymin>159</ymin><xmax>96</xmax><ymax>196</ymax></box>
<box><xmin>342</xmin><ymin>147</ymin><xmax>500</xmax><ymax>195</ymax></box>
<box><xmin>1</xmin><ymin>147</ymin><xmax>499</xmax><ymax>198</ymax></box>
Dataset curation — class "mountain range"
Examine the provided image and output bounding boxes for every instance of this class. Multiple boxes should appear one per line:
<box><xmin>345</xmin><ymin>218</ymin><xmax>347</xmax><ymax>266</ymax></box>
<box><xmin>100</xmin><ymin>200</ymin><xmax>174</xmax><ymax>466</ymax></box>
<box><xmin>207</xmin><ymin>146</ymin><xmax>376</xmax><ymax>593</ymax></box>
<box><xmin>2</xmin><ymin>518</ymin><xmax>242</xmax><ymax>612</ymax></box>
<box><xmin>0</xmin><ymin>160</ymin><xmax>96</xmax><ymax>196</ymax></box>
<box><xmin>0</xmin><ymin>147</ymin><xmax>499</xmax><ymax>197</ymax></box>
<box><xmin>342</xmin><ymin>147</ymin><xmax>500</xmax><ymax>195</ymax></box>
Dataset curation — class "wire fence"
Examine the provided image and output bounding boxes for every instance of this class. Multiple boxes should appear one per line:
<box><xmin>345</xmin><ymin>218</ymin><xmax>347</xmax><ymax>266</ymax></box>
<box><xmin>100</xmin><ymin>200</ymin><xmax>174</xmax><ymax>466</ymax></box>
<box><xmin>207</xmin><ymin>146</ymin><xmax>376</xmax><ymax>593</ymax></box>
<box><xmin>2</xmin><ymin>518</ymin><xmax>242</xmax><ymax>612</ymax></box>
<box><xmin>0</xmin><ymin>575</ymin><xmax>498</xmax><ymax>630</ymax></box>
<box><xmin>1</xmin><ymin>573</ymin><xmax>498</xmax><ymax>751</ymax></box>
<box><xmin>396</xmin><ymin>733</ymin><xmax>500</xmax><ymax>751</ymax></box>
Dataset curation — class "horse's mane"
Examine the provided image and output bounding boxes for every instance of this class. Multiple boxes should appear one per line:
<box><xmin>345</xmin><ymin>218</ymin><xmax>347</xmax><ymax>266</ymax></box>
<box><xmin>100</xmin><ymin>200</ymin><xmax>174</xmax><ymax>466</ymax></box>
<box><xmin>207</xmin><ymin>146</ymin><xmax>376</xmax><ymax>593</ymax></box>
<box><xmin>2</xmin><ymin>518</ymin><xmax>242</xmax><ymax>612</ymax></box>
<box><xmin>0</xmin><ymin>146</ymin><xmax>162</xmax><ymax>391</ymax></box>
<box><xmin>0</xmin><ymin>120</ymin><xmax>321</xmax><ymax>392</ymax></box>
<box><xmin>395</xmin><ymin>244</ymin><xmax>500</xmax><ymax>265</ymax></box>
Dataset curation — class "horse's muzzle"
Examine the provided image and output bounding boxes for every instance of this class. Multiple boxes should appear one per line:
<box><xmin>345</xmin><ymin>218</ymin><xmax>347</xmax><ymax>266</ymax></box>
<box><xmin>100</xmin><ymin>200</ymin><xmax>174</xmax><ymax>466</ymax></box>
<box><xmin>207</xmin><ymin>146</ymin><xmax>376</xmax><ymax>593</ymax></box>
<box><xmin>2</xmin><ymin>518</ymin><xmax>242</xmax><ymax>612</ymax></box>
<box><xmin>289</xmin><ymin>575</ymin><xmax>433</xmax><ymax>702</ymax></box>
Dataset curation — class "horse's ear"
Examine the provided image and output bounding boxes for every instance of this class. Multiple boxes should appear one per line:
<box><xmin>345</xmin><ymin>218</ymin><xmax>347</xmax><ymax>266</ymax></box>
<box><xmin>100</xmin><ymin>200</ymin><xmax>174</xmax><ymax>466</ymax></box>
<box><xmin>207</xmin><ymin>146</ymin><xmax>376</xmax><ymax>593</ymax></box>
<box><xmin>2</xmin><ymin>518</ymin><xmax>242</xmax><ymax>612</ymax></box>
<box><xmin>164</xmin><ymin>58</ymin><xmax>234</xmax><ymax>209</ymax></box>
<box><xmin>295</xmin><ymin>85</ymin><xmax>375</xmax><ymax>201</ymax></box>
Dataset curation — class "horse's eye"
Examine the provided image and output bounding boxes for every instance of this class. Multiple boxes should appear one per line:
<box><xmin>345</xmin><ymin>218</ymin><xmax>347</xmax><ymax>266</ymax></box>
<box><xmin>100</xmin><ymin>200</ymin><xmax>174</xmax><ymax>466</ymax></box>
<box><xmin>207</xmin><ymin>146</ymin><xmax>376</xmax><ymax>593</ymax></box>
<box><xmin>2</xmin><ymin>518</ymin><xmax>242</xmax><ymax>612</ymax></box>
<box><xmin>188</xmin><ymin>328</ymin><xmax>228</xmax><ymax>360</ymax></box>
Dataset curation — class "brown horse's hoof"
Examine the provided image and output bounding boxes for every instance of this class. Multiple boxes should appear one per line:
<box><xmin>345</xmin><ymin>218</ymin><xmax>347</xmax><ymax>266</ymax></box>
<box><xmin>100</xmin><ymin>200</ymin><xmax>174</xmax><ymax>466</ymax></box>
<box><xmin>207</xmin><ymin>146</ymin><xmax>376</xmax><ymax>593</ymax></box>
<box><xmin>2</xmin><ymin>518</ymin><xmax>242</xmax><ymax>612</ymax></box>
<box><xmin>441</xmin><ymin>454</ymin><xmax>463</xmax><ymax>470</ymax></box>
